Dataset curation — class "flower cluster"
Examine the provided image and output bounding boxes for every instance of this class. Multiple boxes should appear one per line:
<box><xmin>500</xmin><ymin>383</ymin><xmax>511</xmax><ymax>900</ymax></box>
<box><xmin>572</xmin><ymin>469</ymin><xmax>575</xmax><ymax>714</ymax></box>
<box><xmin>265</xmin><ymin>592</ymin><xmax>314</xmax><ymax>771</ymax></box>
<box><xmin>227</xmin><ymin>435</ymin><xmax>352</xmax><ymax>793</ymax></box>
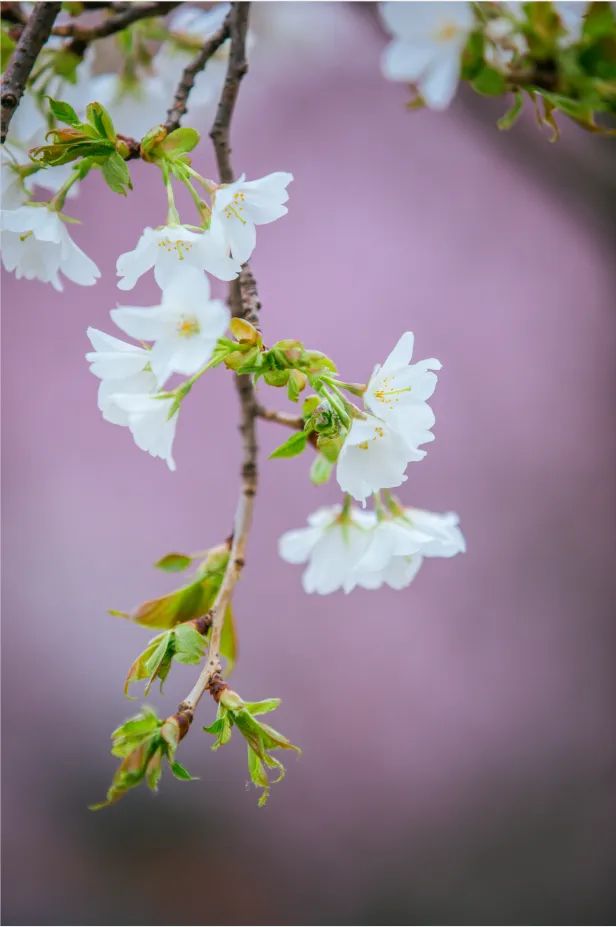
<box><xmin>279</xmin><ymin>500</ymin><xmax>465</xmax><ymax>595</ymax></box>
<box><xmin>379</xmin><ymin>1</ymin><xmax>591</xmax><ymax>112</ymax></box>
<box><xmin>86</xmin><ymin>169</ymin><xmax>293</xmax><ymax>468</ymax></box>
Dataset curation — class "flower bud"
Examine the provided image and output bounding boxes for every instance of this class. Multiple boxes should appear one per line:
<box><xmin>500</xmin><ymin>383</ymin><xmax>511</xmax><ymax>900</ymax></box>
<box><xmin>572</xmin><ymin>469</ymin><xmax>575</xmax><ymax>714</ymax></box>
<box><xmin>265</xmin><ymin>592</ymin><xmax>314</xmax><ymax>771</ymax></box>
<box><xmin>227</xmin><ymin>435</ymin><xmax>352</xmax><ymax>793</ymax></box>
<box><xmin>264</xmin><ymin>368</ymin><xmax>289</xmax><ymax>387</ymax></box>
<box><xmin>316</xmin><ymin>433</ymin><xmax>343</xmax><ymax>461</ymax></box>
<box><xmin>230</xmin><ymin>317</ymin><xmax>260</xmax><ymax>345</ymax></box>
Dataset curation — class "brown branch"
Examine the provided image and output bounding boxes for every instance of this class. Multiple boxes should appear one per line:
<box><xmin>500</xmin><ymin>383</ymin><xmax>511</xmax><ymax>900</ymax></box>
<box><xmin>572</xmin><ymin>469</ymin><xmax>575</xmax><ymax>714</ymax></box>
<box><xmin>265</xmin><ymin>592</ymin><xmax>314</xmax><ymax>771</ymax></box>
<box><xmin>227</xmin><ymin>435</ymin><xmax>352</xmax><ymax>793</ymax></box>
<box><xmin>256</xmin><ymin>406</ymin><xmax>304</xmax><ymax>431</ymax></box>
<box><xmin>164</xmin><ymin>13</ymin><xmax>232</xmax><ymax>133</ymax></box>
<box><xmin>175</xmin><ymin>2</ymin><xmax>257</xmax><ymax>727</ymax></box>
<box><xmin>56</xmin><ymin>1</ymin><xmax>180</xmax><ymax>56</ymax></box>
<box><xmin>1</xmin><ymin>1</ymin><xmax>60</xmax><ymax>144</ymax></box>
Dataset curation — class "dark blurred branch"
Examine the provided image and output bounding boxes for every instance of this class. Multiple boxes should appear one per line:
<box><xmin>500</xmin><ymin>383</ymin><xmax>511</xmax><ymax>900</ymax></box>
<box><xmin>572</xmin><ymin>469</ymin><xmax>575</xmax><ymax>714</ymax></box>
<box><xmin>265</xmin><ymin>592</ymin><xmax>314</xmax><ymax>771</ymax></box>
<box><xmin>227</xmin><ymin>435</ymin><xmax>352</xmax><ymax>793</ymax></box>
<box><xmin>164</xmin><ymin>12</ymin><xmax>231</xmax><ymax>132</ymax></box>
<box><xmin>58</xmin><ymin>1</ymin><xmax>181</xmax><ymax>56</ymax></box>
<box><xmin>174</xmin><ymin>2</ymin><xmax>258</xmax><ymax>728</ymax></box>
<box><xmin>1</xmin><ymin>1</ymin><xmax>59</xmax><ymax>143</ymax></box>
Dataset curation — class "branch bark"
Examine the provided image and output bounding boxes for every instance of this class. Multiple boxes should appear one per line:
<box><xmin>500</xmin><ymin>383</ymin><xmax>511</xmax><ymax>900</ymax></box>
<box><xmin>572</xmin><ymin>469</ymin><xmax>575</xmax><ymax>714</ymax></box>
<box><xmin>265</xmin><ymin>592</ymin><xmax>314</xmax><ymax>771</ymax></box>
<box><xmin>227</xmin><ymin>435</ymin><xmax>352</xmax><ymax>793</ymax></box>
<box><xmin>164</xmin><ymin>14</ymin><xmax>232</xmax><ymax>133</ymax></box>
<box><xmin>1</xmin><ymin>1</ymin><xmax>60</xmax><ymax>143</ymax></box>
<box><xmin>175</xmin><ymin>2</ymin><xmax>257</xmax><ymax>726</ymax></box>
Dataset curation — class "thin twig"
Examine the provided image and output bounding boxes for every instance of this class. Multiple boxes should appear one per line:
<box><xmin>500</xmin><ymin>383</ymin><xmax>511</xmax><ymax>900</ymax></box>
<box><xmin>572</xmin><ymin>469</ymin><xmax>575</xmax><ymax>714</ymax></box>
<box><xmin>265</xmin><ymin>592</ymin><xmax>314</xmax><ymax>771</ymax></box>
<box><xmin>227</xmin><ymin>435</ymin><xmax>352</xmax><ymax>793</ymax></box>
<box><xmin>164</xmin><ymin>14</ymin><xmax>232</xmax><ymax>132</ymax></box>
<box><xmin>256</xmin><ymin>407</ymin><xmax>304</xmax><ymax>431</ymax></box>
<box><xmin>175</xmin><ymin>2</ymin><xmax>256</xmax><ymax>728</ymax></box>
<box><xmin>57</xmin><ymin>1</ymin><xmax>180</xmax><ymax>55</ymax></box>
<box><xmin>1</xmin><ymin>1</ymin><xmax>60</xmax><ymax>143</ymax></box>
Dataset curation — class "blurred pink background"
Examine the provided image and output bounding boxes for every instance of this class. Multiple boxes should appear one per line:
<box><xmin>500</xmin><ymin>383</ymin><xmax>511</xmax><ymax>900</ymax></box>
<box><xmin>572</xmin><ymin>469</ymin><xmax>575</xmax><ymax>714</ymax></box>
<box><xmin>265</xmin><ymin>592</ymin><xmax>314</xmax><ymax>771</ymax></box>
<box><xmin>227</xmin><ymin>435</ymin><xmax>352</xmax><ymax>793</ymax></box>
<box><xmin>2</xmin><ymin>3</ymin><xmax>615</xmax><ymax>924</ymax></box>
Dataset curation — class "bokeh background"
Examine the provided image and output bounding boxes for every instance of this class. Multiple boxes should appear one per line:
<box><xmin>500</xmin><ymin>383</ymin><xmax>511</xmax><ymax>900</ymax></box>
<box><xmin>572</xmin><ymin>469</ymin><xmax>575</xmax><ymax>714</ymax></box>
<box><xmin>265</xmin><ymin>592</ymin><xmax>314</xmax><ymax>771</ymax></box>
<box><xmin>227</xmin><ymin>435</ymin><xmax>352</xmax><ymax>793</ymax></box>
<box><xmin>2</xmin><ymin>3</ymin><xmax>616</xmax><ymax>924</ymax></box>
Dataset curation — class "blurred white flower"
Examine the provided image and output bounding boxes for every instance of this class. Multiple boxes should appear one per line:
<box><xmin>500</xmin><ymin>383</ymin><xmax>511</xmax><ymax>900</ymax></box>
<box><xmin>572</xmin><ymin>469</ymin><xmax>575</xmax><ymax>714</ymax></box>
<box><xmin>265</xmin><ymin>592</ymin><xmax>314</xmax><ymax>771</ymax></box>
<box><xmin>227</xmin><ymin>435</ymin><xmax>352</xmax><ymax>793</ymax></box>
<box><xmin>1</xmin><ymin>154</ymin><xmax>29</xmax><ymax>208</ymax></box>
<box><xmin>354</xmin><ymin>507</ymin><xmax>466</xmax><ymax>590</ymax></box>
<box><xmin>111</xmin><ymin>393</ymin><xmax>179</xmax><ymax>471</ymax></box>
<box><xmin>1</xmin><ymin>204</ymin><xmax>100</xmax><ymax>289</ymax></box>
<box><xmin>210</xmin><ymin>172</ymin><xmax>293</xmax><ymax>264</ymax></box>
<box><xmin>278</xmin><ymin>504</ymin><xmax>376</xmax><ymax>595</ymax></box>
<box><xmin>553</xmin><ymin>1</ymin><xmax>587</xmax><ymax>43</ymax></box>
<box><xmin>116</xmin><ymin>224</ymin><xmax>240</xmax><ymax>290</ymax></box>
<box><xmin>380</xmin><ymin>1</ymin><xmax>474</xmax><ymax>109</ymax></box>
<box><xmin>484</xmin><ymin>16</ymin><xmax>527</xmax><ymax>70</ymax></box>
<box><xmin>153</xmin><ymin>3</ymin><xmax>231</xmax><ymax>112</ymax></box>
<box><xmin>111</xmin><ymin>267</ymin><xmax>230</xmax><ymax>382</ymax></box>
<box><xmin>336</xmin><ymin>332</ymin><xmax>440</xmax><ymax>504</ymax></box>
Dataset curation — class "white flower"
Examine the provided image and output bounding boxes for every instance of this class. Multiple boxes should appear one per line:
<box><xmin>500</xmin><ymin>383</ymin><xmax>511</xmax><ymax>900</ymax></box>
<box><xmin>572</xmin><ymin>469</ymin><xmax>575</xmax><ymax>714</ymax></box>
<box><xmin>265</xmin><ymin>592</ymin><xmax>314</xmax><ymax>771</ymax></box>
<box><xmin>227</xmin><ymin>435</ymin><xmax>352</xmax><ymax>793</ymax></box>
<box><xmin>364</xmin><ymin>331</ymin><xmax>440</xmax><ymax>445</ymax></box>
<box><xmin>111</xmin><ymin>393</ymin><xmax>179</xmax><ymax>471</ymax></box>
<box><xmin>380</xmin><ymin>1</ymin><xmax>474</xmax><ymax>110</ymax></box>
<box><xmin>110</xmin><ymin>267</ymin><xmax>230</xmax><ymax>382</ymax></box>
<box><xmin>116</xmin><ymin>224</ymin><xmax>240</xmax><ymax>290</ymax></box>
<box><xmin>336</xmin><ymin>332</ymin><xmax>441</xmax><ymax>505</ymax></box>
<box><xmin>354</xmin><ymin>506</ymin><xmax>465</xmax><ymax>591</ymax></box>
<box><xmin>278</xmin><ymin>505</ymin><xmax>376</xmax><ymax>595</ymax></box>
<box><xmin>336</xmin><ymin>414</ymin><xmax>422</xmax><ymax>504</ymax></box>
<box><xmin>210</xmin><ymin>172</ymin><xmax>293</xmax><ymax>264</ymax></box>
<box><xmin>85</xmin><ymin>327</ymin><xmax>158</xmax><ymax>425</ymax></box>
<box><xmin>1</xmin><ymin>204</ymin><xmax>100</xmax><ymax>289</ymax></box>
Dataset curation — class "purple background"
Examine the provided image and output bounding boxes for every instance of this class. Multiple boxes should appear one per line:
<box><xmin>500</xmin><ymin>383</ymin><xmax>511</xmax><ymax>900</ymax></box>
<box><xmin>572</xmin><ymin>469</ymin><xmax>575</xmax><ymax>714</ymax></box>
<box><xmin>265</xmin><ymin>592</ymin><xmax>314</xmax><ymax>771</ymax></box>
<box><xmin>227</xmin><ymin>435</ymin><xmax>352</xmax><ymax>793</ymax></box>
<box><xmin>2</xmin><ymin>4</ymin><xmax>615</xmax><ymax>924</ymax></box>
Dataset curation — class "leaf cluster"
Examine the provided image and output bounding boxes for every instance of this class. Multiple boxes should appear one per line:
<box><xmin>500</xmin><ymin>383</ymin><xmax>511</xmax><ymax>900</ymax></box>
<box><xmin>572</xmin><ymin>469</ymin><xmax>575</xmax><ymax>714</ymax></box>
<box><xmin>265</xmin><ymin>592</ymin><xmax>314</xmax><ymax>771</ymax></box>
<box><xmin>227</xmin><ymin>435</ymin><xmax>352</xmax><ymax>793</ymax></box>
<box><xmin>461</xmin><ymin>1</ymin><xmax>616</xmax><ymax>138</ymax></box>
<box><xmin>204</xmin><ymin>694</ymin><xmax>301</xmax><ymax>807</ymax></box>
<box><xmin>29</xmin><ymin>98</ymin><xmax>133</xmax><ymax>195</ymax></box>
<box><xmin>91</xmin><ymin>707</ymin><xmax>195</xmax><ymax>809</ymax></box>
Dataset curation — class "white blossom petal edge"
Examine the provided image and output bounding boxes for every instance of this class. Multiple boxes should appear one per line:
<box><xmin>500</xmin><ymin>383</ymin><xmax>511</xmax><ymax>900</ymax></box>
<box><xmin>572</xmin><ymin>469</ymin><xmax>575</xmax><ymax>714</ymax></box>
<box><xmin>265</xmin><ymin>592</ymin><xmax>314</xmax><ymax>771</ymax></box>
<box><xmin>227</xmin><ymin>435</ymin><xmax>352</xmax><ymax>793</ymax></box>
<box><xmin>111</xmin><ymin>393</ymin><xmax>179</xmax><ymax>471</ymax></box>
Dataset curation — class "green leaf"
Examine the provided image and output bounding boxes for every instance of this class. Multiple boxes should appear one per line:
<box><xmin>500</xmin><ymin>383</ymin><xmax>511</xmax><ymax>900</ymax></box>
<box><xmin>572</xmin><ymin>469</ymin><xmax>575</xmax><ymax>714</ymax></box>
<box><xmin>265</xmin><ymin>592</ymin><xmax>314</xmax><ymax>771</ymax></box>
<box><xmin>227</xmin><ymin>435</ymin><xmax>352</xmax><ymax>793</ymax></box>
<box><xmin>220</xmin><ymin>603</ymin><xmax>238</xmax><ymax>674</ymax></box>
<box><xmin>170</xmin><ymin>760</ymin><xmax>197</xmax><ymax>781</ymax></box>
<box><xmin>497</xmin><ymin>92</ymin><xmax>525</xmax><ymax>131</ymax></box>
<box><xmin>310</xmin><ymin>453</ymin><xmax>334</xmax><ymax>485</ymax></box>
<box><xmin>47</xmin><ymin>97</ymin><xmax>80</xmax><ymax>126</ymax></box>
<box><xmin>125</xmin><ymin>624</ymin><xmax>207</xmax><ymax>695</ymax></box>
<box><xmin>242</xmin><ymin>698</ymin><xmax>281</xmax><ymax>716</ymax></box>
<box><xmin>472</xmin><ymin>66</ymin><xmax>507</xmax><ymax>97</ymax></box>
<box><xmin>158</xmin><ymin>126</ymin><xmax>200</xmax><ymax>158</ymax></box>
<box><xmin>269</xmin><ymin>430</ymin><xmax>307</xmax><ymax>460</ymax></box>
<box><xmin>117</xmin><ymin>549</ymin><xmax>227</xmax><ymax>630</ymax></box>
<box><xmin>101</xmin><ymin>151</ymin><xmax>132</xmax><ymax>196</ymax></box>
<box><xmin>154</xmin><ymin>552</ymin><xmax>194</xmax><ymax>572</ymax></box>
<box><xmin>86</xmin><ymin>101</ymin><xmax>116</xmax><ymax>141</ymax></box>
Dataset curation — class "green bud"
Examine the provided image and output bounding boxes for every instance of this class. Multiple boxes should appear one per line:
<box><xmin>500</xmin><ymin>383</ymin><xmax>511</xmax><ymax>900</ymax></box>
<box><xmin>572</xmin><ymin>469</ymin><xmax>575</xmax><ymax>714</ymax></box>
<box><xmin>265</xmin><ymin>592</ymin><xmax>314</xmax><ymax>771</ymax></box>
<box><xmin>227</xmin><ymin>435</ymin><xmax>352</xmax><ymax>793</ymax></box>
<box><xmin>140</xmin><ymin>124</ymin><xmax>168</xmax><ymax>159</ymax></box>
<box><xmin>264</xmin><ymin>368</ymin><xmax>290</xmax><ymax>387</ymax></box>
<box><xmin>316</xmin><ymin>433</ymin><xmax>343</xmax><ymax>462</ymax></box>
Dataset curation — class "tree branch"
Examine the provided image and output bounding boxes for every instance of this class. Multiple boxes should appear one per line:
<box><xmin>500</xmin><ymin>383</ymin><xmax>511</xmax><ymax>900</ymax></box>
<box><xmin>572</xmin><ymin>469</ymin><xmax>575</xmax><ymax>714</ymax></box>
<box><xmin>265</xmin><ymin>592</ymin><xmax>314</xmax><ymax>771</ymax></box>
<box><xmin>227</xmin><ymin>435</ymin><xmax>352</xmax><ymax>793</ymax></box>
<box><xmin>164</xmin><ymin>14</ymin><xmax>232</xmax><ymax>133</ymax></box>
<box><xmin>1</xmin><ymin>1</ymin><xmax>60</xmax><ymax>144</ymax></box>
<box><xmin>174</xmin><ymin>2</ymin><xmax>257</xmax><ymax>730</ymax></box>
<box><xmin>55</xmin><ymin>1</ymin><xmax>180</xmax><ymax>55</ymax></box>
<box><xmin>256</xmin><ymin>406</ymin><xmax>304</xmax><ymax>431</ymax></box>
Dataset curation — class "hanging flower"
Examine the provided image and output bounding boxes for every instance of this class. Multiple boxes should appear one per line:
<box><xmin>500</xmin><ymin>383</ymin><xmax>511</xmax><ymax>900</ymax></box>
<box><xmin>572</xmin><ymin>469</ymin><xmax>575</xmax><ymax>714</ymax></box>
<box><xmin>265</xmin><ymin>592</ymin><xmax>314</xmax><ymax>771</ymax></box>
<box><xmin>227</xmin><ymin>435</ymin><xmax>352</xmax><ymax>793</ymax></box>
<box><xmin>86</xmin><ymin>328</ymin><xmax>158</xmax><ymax>425</ymax></box>
<box><xmin>380</xmin><ymin>1</ymin><xmax>474</xmax><ymax>110</ymax></box>
<box><xmin>210</xmin><ymin>172</ymin><xmax>293</xmax><ymax>264</ymax></box>
<box><xmin>116</xmin><ymin>224</ymin><xmax>240</xmax><ymax>290</ymax></box>
<box><xmin>336</xmin><ymin>332</ymin><xmax>440</xmax><ymax>504</ymax></box>
<box><xmin>336</xmin><ymin>414</ymin><xmax>421</xmax><ymax>505</ymax></box>
<box><xmin>278</xmin><ymin>504</ymin><xmax>376</xmax><ymax>595</ymax></box>
<box><xmin>111</xmin><ymin>267</ymin><xmax>230</xmax><ymax>382</ymax></box>
<box><xmin>1</xmin><ymin>204</ymin><xmax>100</xmax><ymax>290</ymax></box>
<box><xmin>110</xmin><ymin>393</ymin><xmax>179</xmax><ymax>471</ymax></box>
<box><xmin>355</xmin><ymin>506</ymin><xmax>466</xmax><ymax>590</ymax></box>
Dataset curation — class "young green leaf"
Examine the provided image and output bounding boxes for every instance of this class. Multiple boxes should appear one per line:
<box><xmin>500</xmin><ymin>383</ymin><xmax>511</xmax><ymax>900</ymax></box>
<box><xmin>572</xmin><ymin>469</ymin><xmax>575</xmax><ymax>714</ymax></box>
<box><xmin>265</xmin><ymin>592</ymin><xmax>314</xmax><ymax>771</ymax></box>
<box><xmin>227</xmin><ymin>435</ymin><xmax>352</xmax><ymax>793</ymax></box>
<box><xmin>157</xmin><ymin>126</ymin><xmax>200</xmax><ymax>158</ymax></box>
<box><xmin>47</xmin><ymin>97</ymin><xmax>80</xmax><ymax>127</ymax></box>
<box><xmin>154</xmin><ymin>552</ymin><xmax>194</xmax><ymax>572</ymax></box>
<box><xmin>220</xmin><ymin>603</ymin><xmax>238</xmax><ymax>674</ymax></box>
<box><xmin>497</xmin><ymin>92</ymin><xmax>525</xmax><ymax>131</ymax></box>
<box><xmin>269</xmin><ymin>430</ymin><xmax>308</xmax><ymax>460</ymax></box>
<box><xmin>101</xmin><ymin>151</ymin><xmax>132</xmax><ymax>196</ymax></box>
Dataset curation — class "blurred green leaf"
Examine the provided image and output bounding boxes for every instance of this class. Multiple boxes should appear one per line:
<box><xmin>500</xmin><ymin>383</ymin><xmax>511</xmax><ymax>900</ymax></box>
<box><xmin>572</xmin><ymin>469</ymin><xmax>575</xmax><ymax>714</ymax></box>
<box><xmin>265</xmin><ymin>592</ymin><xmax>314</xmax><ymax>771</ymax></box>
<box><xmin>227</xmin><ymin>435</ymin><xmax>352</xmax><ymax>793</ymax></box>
<box><xmin>154</xmin><ymin>552</ymin><xmax>194</xmax><ymax>572</ymax></box>
<box><xmin>269</xmin><ymin>430</ymin><xmax>307</xmax><ymax>460</ymax></box>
